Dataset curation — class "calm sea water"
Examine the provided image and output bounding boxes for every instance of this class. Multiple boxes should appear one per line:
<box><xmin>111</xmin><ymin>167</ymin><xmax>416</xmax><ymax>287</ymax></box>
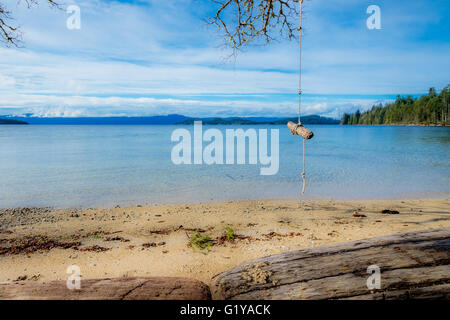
<box><xmin>0</xmin><ymin>125</ymin><xmax>449</xmax><ymax>208</ymax></box>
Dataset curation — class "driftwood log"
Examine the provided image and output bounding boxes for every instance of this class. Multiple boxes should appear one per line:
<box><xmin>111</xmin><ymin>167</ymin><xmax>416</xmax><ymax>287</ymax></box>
<box><xmin>287</xmin><ymin>121</ymin><xmax>314</xmax><ymax>140</ymax></box>
<box><xmin>212</xmin><ymin>228</ymin><xmax>450</xmax><ymax>300</ymax></box>
<box><xmin>0</xmin><ymin>277</ymin><xmax>211</xmax><ymax>300</ymax></box>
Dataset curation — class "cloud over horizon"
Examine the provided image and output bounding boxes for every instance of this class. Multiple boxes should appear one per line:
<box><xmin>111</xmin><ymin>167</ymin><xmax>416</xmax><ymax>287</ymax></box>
<box><xmin>0</xmin><ymin>0</ymin><xmax>448</xmax><ymax>118</ymax></box>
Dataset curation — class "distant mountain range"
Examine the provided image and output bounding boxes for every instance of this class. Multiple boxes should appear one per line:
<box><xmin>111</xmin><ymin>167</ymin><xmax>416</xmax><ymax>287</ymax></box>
<box><xmin>1</xmin><ymin>114</ymin><xmax>189</xmax><ymax>125</ymax></box>
<box><xmin>1</xmin><ymin>114</ymin><xmax>339</xmax><ymax>125</ymax></box>
<box><xmin>178</xmin><ymin>115</ymin><xmax>340</xmax><ymax>125</ymax></box>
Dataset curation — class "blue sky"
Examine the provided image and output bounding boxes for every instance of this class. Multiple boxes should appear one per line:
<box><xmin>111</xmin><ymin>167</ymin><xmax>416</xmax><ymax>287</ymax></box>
<box><xmin>0</xmin><ymin>0</ymin><xmax>448</xmax><ymax>118</ymax></box>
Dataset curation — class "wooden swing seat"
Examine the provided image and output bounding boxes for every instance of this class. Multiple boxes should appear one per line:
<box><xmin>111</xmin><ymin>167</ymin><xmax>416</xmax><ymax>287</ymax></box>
<box><xmin>287</xmin><ymin>121</ymin><xmax>314</xmax><ymax>140</ymax></box>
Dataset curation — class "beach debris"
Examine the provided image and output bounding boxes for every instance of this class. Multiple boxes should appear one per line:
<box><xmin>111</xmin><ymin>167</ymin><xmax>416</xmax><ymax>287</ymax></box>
<box><xmin>307</xmin><ymin>234</ymin><xmax>319</xmax><ymax>241</ymax></box>
<box><xmin>105</xmin><ymin>236</ymin><xmax>130</xmax><ymax>242</ymax></box>
<box><xmin>0</xmin><ymin>238</ymin><xmax>11</xmax><ymax>244</ymax></box>
<box><xmin>14</xmin><ymin>275</ymin><xmax>28</xmax><ymax>282</ymax></box>
<box><xmin>149</xmin><ymin>229</ymin><xmax>170</xmax><ymax>235</ymax></box>
<box><xmin>215</xmin><ymin>233</ymin><xmax>253</xmax><ymax>246</ymax></box>
<box><xmin>264</xmin><ymin>232</ymin><xmax>302</xmax><ymax>239</ymax></box>
<box><xmin>353</xmin><ymin>213</ymin><xmax>367</xmax><ymax>218</ymax></box>
<box><xmin>78</xmin><ymin>245</ymin><xmax>110</xmax><ymax>253</ymax></box>
<box><xmin>214</xmin><ymin>227</ymin><xmax>253</xmax><ymax>245</ymax></box>
<box><xmin>142</xmin><ymin>242</ymin><xmax>166</xmax><ymax>248</ymax></box>
<box><xmin>0</xmin><ymin>236</ymin><xmax>81</xmax><ymax>256</ymax></box>
<box><xmin>184</xmin><ymin>227</ymin><xmax>208</xmax><ymax>233</ymax></box>
<box><xmin>85</xmin><ymin>230</ymin><xmax>113</xmax><ymax>237</ymax></box>
<box><xmin>214</xmin><ymin>230</ymin><xmax>302</xmax><ymax>246</ymax></box>
<box><xmin>29</xmin><ymin>274</ymin><xmax>41</xmax><ymax>281</ymax></box>
<box><xmin>327</xmin><ymin>231</ymin><xmax>339</xmax><ymax>237</ymax></box>
<box><xmin>277</xmin><ymin>217</ymin><xmax>291</xmax><ymax>224</ymax></box>
<box><xmin>380</xmin><ymin>210</ymin><xmax>400</xmax><ymax>215</ymax></box>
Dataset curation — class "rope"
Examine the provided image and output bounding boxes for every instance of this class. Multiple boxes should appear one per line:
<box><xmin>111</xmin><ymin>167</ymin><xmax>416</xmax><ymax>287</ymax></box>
<box><xmin>298</xmin><ymin>0</ymin><xmax>303</xmax><ymax>125</ymax></box>
<box><xmin>302</xmin><ymin>139</ymin><xmax>306</xmax><ymax>195</ymax></box>
<box><xmin>298</xmin><ymin>0</ymin><xmax>306</xmax><ymax>195</ymax></box>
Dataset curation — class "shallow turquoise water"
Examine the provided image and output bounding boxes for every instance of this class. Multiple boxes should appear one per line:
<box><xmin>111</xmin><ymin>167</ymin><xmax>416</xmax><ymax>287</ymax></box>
<box><xmin>0</xmin><ymin>125</ymin><xmax>448</xmax><ymax>208</ymax></box>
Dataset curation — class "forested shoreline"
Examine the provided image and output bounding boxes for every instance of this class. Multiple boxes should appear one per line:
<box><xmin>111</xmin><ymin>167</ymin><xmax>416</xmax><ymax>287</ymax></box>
<box><xmin>341</xmin><ymin>86</ymin><xmax>449</xmax><ymax>126</ymax></box>
<box><xmin>0</xmin><ymin>118</ymin><xmax>28</xmax><ymax>125</ymax></box>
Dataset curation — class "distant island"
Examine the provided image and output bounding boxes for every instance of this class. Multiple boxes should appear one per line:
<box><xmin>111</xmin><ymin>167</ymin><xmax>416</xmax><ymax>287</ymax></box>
<box><xmin>177</xmin><ymin>115</ymin><xmax>340</xmax><ymax>125</ymax></box>
<box><xmin>0</xmin><ymin>118</ymin><xmax>28</xmax><ymax>125</ymax></box>
<box><xmin>2</xmin><ymin>114</ymin><xmax>339</xmax><ymax>125</ymax></box>
<box><xmin>341</xmin><ymin>86</ymin><xmax>449</xmax><ymax>126</ymax></box>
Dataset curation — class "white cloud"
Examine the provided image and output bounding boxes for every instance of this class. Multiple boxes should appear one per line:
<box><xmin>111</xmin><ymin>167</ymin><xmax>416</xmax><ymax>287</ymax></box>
<box><xmin>0</xmin><ymin>91</ymin><xmax>382</xmax><ymax>118</ymax></box>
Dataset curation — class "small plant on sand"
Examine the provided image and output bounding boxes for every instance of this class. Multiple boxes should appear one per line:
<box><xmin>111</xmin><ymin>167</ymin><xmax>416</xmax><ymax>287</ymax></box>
<box><xmin>225</xmin><ymin>227</ymin><xmax>236</xmax><ymax>241</ymax></box>
<box><xmin>92</xmin><ymin>233</ymin><xmax>103</xmax><ymax>239</ymax></box>
<box><xmin>189</xmin><ymin>232</ymin><xmax>213</xmax><ymax>252</ymax></box>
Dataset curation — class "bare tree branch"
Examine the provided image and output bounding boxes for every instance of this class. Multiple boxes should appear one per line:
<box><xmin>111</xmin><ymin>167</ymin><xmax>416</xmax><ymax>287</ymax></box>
<box><xmin>209</xmin><ymin>0</ymin><xmax>301</xmax><ymax>54</ymax></box>
<box><xmin>0</xmin><ymin>0</ymin><xmax>59</xmax><ymax>47</ymax></box>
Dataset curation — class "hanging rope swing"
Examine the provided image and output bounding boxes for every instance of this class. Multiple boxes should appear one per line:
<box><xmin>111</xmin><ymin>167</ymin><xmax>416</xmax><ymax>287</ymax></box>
<box><xmin>287</xmin><ymin>0</ymin><xmax>314</xmax><ymax>195</ymax></box>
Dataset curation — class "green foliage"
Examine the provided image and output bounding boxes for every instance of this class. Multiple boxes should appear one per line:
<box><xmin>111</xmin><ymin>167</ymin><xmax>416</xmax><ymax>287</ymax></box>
<box><xmin>341</xmin><ymin>86</ymin><xmax>450</xmax><ymax>126</ymax></box>
<box><xmin>225</xmin><ymin>227</ymin><xmax>236</xmax><ymax>241</ymax></box>
<box><xmin>0</xmin><ymin>118</ymin><xmax>28</xmax><ymax>125</ymax></box>
<box><xmin>189</xmin><ymin>232</ymin><xmax>213</xmax><ymax>251</ymax></box>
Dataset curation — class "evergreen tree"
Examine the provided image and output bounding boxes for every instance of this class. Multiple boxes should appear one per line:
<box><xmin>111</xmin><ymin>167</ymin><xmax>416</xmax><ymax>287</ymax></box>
<box><xmin>341</xmin><ymin>87</ymin><xmax>449</xmax><ymax>126</ymax></box>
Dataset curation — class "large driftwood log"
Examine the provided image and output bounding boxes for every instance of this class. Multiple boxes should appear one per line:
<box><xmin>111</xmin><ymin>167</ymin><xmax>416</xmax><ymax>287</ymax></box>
<box><xmin>287</xmin><ymin>121</ymin><xmax>314</xmax><ymax>140</ymax></box>
<box><xmin>0</xmin><ymin>277</ymin><xmax>211</xmax><ymax>300</ymax></box>
<box><xmin>212</xmin><ymin>228</ymin><xmax>450</xmax><ymax>300</ymax></box>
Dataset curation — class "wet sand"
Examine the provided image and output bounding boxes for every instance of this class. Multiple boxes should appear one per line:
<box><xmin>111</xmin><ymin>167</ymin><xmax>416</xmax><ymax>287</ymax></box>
<box><xmin>0</xmin><ymin>198</ymin><xmax>449</xmax><ymax>286</ymax></box>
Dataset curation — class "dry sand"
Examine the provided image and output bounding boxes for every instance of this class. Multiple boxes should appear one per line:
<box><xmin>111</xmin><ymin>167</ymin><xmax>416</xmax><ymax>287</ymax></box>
<box><xmin>0</xmin><ymin>198</ymin><xmax>449</xmax><ymax>286</ymax></box>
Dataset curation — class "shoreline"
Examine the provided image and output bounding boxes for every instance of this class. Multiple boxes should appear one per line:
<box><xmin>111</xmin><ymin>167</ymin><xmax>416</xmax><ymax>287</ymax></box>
<box><xmin>1</xmin><ymin>191</ymin><xmax>449</xmax><ymax>210</ymax></box>
<box><xmin>1</xmin><ymin>198</ymin><xmax>449</xmax><ymax>286</ymax></box>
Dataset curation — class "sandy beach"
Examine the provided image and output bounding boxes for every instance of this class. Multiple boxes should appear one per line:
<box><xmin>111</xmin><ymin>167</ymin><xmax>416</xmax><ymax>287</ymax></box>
<box><xmin>0</xmin><ymin>198</ymin><xmax>449</xmax><ymax>286</ymax></box>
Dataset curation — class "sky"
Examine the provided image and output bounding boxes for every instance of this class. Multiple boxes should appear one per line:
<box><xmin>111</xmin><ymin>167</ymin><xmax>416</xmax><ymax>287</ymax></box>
<box><xmin>0</xmin><ymin>0</ymin><xmax>449</xmax><ymax>119</ymax></box>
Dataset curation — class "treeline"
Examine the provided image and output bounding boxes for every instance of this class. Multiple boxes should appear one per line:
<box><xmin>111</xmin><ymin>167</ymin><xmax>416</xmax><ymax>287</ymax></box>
<box><xmin>0</xmin><ymin>118</ymin><xmax>28</xmax><ymax>125</ymax></box>
<box><xmin>341</xmin><ymin>86</ymin><xmax>450</xmax><ymax>126</ymax></box>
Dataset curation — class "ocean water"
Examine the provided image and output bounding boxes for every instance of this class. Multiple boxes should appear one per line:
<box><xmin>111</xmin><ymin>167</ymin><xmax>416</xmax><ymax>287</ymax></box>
<box><xmin>0</xmin><ymin>125</ymin><xmax>449</xmax><ymax>208</ymax></box>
